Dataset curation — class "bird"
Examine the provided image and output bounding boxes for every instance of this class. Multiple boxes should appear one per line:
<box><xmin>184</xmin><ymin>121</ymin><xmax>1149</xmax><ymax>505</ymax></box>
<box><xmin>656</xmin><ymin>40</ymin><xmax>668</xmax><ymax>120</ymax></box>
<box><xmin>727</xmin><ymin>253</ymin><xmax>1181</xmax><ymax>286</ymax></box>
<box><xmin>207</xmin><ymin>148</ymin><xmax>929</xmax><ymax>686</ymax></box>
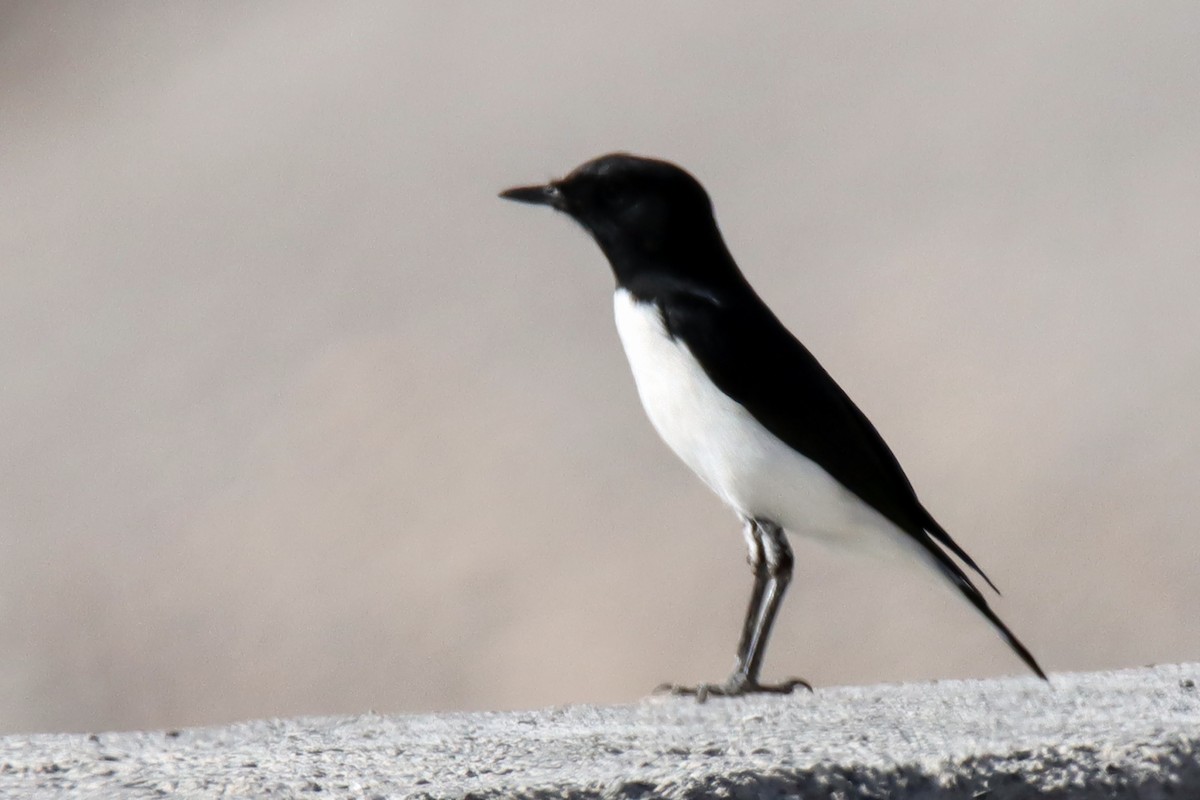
<box><xmin>499</xmin><ymin>153</ymin><xmax>1046</xmax><ymax>698</ymax></box>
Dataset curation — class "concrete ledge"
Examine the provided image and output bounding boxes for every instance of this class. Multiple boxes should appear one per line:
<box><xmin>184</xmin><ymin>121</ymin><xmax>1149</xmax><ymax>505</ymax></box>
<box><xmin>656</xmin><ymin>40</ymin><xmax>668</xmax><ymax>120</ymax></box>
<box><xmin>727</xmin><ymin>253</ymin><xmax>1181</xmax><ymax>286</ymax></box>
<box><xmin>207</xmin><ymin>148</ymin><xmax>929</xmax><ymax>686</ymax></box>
<box><xmin>1</xmin><ymin>663</ymin><xmax>1196</xmax><ymax>799</ymax></box>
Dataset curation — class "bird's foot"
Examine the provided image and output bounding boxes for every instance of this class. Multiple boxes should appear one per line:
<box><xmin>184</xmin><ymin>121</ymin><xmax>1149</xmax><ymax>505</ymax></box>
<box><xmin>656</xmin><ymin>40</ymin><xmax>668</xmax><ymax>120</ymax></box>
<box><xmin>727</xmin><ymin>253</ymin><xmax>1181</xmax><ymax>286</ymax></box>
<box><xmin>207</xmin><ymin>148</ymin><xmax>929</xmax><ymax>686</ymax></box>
<box><xmin>654</xmin><ymin>674</ymin><xmax>812</xmax><ymax>702</ymax></box>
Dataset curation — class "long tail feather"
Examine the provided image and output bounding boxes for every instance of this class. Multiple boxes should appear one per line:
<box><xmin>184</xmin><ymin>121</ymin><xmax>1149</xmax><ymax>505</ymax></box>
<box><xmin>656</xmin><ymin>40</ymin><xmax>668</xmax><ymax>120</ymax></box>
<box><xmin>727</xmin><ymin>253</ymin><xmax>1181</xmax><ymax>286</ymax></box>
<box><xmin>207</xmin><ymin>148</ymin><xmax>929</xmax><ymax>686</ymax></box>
<box><xmin>921</xmin><ymin>506</ymin><xmax>1001</xmax><ymax>595</ymax></box>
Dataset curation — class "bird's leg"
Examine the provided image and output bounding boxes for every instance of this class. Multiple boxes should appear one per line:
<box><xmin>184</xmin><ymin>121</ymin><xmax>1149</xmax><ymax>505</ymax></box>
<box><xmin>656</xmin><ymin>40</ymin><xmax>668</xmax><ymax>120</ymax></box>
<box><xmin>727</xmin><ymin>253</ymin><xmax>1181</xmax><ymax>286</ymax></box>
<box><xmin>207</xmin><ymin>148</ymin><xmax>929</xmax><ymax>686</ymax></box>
<box><xmin>658</xmin><ymin>520</ymin><xmax>811</xmax><ymax>700</ymax></box>
<box><xmin>732</xmin><ymin>518</ymin><xmax>769</xmax><ymax>669</ymax></box>
<box><xmin>736</xmin><ymin>521</ymin><xmax>807</xmax><ymax>688</ymax></box>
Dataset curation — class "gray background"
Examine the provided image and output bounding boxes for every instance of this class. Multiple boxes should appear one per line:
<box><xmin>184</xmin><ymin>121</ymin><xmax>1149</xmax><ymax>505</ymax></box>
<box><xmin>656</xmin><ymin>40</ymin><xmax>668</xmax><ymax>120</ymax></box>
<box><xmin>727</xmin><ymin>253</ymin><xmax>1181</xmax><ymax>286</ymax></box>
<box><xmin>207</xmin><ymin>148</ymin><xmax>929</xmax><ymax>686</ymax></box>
<box><xmin>1</xmin><ymin>2</ymin><xmax>1197</xmax><ymax>734</ymax></box>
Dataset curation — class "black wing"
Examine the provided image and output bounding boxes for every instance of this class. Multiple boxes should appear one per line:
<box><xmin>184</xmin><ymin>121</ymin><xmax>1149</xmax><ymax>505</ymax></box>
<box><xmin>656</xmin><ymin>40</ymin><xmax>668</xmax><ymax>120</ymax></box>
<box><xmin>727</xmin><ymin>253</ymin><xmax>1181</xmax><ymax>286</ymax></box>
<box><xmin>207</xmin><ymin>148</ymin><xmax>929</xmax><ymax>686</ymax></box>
<box><xmin>656</xmin><ymin>284</ymin><xmax>1046</xmax><ymax>679</ymax></box>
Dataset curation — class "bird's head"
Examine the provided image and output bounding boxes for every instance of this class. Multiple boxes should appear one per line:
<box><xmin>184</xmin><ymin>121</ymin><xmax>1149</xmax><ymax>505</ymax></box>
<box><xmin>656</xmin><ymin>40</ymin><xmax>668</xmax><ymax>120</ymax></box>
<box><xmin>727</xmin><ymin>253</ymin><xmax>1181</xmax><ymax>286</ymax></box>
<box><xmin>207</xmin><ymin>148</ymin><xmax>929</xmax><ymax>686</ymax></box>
<box><xmin>501</xmin><ymin>153</ymin><xmax>733</xmax><ymax>285</ymax></box>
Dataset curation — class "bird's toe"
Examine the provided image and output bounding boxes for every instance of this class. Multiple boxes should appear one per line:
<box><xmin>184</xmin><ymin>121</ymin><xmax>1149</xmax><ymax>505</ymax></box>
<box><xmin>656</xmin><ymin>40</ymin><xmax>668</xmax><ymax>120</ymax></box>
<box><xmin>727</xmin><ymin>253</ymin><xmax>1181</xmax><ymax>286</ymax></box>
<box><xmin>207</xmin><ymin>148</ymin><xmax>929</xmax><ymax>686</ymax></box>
<box><xmin>653</xmin><ymin>675</ymin><xmax>812</xmax><ymax>702</ymax></box>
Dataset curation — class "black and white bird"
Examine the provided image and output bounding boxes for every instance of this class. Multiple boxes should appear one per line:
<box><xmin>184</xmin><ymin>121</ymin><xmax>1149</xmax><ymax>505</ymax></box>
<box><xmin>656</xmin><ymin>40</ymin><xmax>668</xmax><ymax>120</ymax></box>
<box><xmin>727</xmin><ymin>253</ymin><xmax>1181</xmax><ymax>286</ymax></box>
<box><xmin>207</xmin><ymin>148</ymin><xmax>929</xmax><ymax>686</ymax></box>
<box><xmin>500</xmin><ymin>153</ymin><xmax>1045</xmax><ymax>698</ymax></box>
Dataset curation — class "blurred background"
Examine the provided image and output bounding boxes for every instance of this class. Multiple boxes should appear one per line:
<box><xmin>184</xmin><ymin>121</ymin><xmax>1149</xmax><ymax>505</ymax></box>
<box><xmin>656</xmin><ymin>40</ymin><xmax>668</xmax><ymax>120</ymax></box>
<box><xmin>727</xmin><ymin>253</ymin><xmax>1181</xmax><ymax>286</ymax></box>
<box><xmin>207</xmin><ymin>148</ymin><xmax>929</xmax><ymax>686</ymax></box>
<box><xmin>2</xmin><ymin>2</ymin><xmax>1198</xmax><ymax>734</ymax></box>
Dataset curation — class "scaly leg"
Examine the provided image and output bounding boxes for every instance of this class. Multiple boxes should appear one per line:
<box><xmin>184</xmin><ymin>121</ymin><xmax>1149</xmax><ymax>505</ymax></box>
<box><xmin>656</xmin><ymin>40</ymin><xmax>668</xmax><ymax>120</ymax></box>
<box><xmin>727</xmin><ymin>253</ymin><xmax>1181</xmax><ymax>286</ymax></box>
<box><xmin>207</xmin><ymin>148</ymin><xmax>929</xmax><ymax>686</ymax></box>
<box><xmin>658</xmin><ymin>519</ymin><xmax>810</xmax><ymax>701</ymax></box>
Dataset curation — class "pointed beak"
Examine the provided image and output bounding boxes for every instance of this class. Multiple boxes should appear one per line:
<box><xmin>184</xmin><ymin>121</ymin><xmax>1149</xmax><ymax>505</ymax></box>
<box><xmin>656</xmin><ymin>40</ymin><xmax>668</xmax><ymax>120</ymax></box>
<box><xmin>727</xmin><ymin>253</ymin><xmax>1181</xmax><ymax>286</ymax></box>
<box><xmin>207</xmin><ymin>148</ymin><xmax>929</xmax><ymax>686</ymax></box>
<box><xmin>498</xmin><ymin>182</ymin><xmax>566</xmax><ymax>210</ymax></box>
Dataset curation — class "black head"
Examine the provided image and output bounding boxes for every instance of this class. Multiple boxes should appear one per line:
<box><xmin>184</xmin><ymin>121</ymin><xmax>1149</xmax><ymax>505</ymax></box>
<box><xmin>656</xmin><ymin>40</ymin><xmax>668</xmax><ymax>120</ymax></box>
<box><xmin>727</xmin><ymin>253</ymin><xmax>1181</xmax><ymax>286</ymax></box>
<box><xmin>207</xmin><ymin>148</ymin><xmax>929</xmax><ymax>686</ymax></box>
<box><xmin>500</xmin><ymin>153</ymin><xmax>741</xmax><ymax>289</ymax></box>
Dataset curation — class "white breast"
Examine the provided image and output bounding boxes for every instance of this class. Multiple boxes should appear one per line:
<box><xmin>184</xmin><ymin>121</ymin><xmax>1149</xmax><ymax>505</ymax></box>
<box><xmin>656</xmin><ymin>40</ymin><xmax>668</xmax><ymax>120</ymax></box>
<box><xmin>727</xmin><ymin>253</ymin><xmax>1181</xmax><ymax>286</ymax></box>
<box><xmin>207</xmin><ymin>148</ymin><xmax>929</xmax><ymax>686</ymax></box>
<box><xmin>612</xmin><ymin>288</ymin><xmax>925</xmax><ymax>563</ymax></box>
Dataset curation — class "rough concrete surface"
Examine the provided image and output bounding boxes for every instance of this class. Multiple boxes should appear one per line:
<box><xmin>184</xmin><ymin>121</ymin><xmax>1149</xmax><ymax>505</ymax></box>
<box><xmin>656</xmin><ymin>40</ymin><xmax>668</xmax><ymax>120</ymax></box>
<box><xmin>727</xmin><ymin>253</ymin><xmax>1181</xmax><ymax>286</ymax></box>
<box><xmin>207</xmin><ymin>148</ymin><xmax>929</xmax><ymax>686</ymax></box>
<box><xmin>0</xmin><ymin>663</ymin><xmax>1195</xmax><ymax>799</ymax></box>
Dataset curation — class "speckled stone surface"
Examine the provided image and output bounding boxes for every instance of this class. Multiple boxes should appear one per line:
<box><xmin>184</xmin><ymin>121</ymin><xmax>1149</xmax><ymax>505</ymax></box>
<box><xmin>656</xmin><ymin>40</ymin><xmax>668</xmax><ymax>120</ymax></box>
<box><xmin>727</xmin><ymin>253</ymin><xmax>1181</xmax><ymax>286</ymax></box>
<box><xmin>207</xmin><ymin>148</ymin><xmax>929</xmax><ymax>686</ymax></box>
<box><xmin>1</xmin><ymin>664</ymin><xmax>1196</xmax><ymax>799</ymax></box>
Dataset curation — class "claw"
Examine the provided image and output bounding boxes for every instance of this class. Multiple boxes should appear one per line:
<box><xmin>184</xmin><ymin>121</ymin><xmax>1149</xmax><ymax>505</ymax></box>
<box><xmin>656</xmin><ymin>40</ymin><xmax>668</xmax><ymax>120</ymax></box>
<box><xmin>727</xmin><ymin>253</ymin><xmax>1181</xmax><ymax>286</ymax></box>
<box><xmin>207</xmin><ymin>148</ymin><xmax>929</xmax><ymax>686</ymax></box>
<box><xmin>780</xmin><ymin>676</ymin><xmax>814</xmax><ymax>693</ymax></box>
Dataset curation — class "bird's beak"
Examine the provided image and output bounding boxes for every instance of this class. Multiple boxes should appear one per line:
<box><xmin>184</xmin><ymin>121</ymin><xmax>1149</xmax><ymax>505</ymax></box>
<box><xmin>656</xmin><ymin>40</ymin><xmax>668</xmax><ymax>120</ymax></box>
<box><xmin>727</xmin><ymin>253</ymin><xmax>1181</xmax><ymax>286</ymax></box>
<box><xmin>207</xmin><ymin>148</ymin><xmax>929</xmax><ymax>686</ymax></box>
<box><xmin>498</xmin><ymin>182</ymin><xmax>566</xmax><ymax>210</ymax></box>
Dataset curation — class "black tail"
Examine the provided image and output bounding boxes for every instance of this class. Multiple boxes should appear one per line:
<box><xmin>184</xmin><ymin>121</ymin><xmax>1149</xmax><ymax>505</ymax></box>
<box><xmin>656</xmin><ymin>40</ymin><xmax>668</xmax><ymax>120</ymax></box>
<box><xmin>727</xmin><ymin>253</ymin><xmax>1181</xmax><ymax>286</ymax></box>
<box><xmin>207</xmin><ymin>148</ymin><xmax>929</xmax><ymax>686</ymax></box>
<box><xmin>913</xmin><ymin>518</ymin><xmax>1047</xmax><ymax>680</ymax></box>
<box><xmin>921</xmin><ymin>505</ymin><xmax>1000</xmax><ymax>595</ymax></box>
<box><xmin>938</xmin><ymin>557</ymin><xmax>1047</xmax><ymax>680</ymax></box>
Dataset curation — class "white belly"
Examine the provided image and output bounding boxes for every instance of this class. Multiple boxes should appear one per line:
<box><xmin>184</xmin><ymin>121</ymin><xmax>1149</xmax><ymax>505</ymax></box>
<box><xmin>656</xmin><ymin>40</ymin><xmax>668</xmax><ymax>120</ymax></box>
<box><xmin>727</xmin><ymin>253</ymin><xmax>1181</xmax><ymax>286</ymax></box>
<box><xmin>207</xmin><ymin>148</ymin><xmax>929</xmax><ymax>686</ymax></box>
<box><xmin>613</xmin><ymin>289</ymin><xmax>922</xmax><ymax>561</ymax></box>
